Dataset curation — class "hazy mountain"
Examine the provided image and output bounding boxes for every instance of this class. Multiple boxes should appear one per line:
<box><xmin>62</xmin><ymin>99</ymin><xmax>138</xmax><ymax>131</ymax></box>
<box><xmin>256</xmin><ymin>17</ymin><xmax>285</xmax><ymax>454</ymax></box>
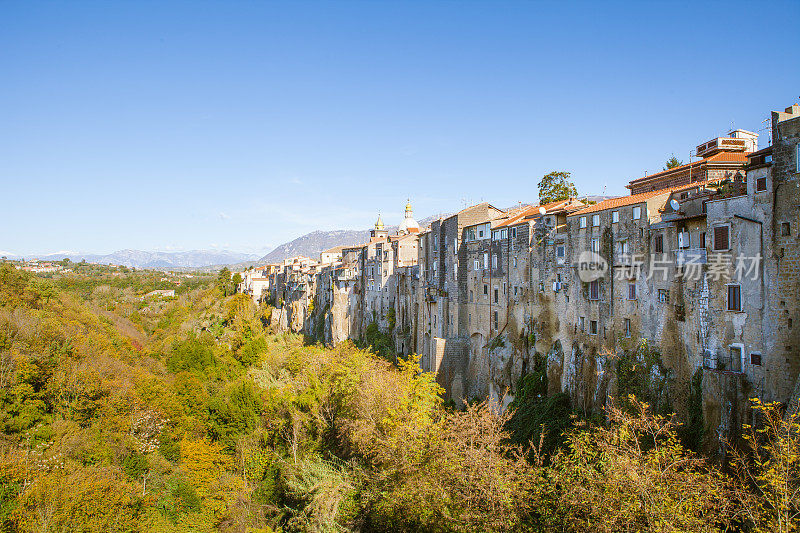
<box><xmin>13</xmin><ymin>249</ymin><xmax>260</xmax><ymax>270</ymax></box>
<box><xmin>259</xmin><ymin>230</ymin><xmax>372</xmax><ymax>264</ymax></box>
<box><xmin>259</xmin><ymin>214</ymin><xmax>450</xmax><ymax>264</ymax></box>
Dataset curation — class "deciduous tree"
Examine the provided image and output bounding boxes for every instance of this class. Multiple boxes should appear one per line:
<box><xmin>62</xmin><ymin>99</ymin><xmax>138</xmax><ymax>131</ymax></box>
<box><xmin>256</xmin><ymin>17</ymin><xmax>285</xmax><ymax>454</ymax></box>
<box><xmin>538</xmin><ymin>171</ymin><xmax>578</xmax><ymax>204</ymax></box>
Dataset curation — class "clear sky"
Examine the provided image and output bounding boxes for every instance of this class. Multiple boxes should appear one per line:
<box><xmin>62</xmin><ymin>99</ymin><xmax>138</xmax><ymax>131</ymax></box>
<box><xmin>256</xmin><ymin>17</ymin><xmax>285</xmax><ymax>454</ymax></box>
<box><xmin>2</xmin><ymin>0</ymin><xmax>798</xmax><ymax>256</ymax></box>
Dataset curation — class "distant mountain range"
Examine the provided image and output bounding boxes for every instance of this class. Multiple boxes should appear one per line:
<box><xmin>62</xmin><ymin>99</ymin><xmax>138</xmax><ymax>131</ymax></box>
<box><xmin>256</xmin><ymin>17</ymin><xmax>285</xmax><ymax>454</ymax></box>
<box><xmin>3</xmin><ymin>249</ymin><xmax>260</xmax><ymax>270</ymax></box>
<box><xmin>4</xmin><ymin>197</ymin><xmax>617</xmax><ymax>271</ymax></box>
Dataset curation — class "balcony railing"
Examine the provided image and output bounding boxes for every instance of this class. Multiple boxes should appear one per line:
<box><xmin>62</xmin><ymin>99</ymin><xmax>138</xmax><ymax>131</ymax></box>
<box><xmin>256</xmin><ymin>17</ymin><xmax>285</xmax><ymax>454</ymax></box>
<box><xmin>675</xmin><ymin>248</ymin><xmax>707</xmax><ymax>266</ymax></box>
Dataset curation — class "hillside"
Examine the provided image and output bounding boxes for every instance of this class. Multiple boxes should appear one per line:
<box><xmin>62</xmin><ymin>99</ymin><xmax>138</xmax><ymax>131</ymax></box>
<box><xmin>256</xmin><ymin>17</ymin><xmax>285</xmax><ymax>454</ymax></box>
<box><xmin>0</xmin><ymin>264</ymin><xmax>793</xmax><ymax>532</ymax></box>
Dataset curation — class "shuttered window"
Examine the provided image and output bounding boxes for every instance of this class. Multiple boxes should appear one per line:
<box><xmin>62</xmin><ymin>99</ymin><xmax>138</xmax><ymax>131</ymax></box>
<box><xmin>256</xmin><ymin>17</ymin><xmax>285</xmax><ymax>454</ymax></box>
<box><xmin>727</xmin><ymin>285</ymin><xmax>741</xmax><ymax>311</ymax></box>
<box><xmin>714</xmin><ymin>226</ymin><xmax>730</xmax><ymax>251</ymax></box>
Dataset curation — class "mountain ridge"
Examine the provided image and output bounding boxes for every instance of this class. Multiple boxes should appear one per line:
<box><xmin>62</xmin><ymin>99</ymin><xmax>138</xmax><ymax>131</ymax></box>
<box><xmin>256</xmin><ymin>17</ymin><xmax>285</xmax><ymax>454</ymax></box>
<box><xmin>3</xmin><ymin>249</ymin><xmax>260</xmax><ymax>270</ymax></box>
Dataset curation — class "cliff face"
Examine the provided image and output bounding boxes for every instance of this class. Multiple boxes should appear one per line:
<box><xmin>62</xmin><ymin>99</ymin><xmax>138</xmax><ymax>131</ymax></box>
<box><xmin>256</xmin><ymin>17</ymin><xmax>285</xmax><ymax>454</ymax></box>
<box><xmin>269</xmin><ymin>264</ymin><xmax>756</xmax><ymax>456</ymax></box>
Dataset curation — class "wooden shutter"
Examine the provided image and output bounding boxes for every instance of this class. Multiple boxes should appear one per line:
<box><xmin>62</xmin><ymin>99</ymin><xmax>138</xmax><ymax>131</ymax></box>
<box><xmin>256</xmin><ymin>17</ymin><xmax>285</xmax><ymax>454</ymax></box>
<box><xmin>714</xmin><ymin>226</ymin><xmax>729</xmax><ymax>250</ymax></box>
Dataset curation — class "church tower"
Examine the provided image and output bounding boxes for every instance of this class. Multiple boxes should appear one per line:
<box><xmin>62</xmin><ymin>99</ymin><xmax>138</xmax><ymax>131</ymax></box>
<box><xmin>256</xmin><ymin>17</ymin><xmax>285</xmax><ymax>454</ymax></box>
<box><xmin>398</xmin><ymin>199</ymin><xmax>420</xmax><ymax>235</ymax></box>
<box><xmin>370</xmin><ymin>213</ymin><xmax>389</xmax><ymax>240</ymax></box>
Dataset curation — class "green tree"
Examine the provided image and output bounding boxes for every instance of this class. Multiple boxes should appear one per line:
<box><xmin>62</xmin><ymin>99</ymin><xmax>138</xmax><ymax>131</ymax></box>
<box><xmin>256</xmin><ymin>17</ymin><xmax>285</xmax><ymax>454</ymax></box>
<box><xmin>231</xmin><ymin>272</ymin><xmax>243</xmax><ymax>287</ymax></box>
<box><xmin>664</xmin><ymin>154</ymin><xmax>683</xmax><ymax>170</ymax></box>
<box><xmin>216</xmin><ymin>267</ymin><xmax>233</xmax><ymax>296</ymax></box>
<box><xmin>39</xmin><ymin>282</ymin><xmax>57</xmax><ymax>304</ymax></box>
<box><xmin>538</xmin><ymin>171</ymin><xmax>578</xmax><ymax>204</ymax></box>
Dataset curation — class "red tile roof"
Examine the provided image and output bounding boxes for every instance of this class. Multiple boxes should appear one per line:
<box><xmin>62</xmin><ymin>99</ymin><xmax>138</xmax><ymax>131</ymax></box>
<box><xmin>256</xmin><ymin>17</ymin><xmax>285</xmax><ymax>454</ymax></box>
<box><xmin>493</xmin><ymin>199</ymin><xmax>585</xmax><ymax>228</ymax></box>
<box><xmin>706</xmin><ymin>151</ymin><xmax>750</xmax><ymax>163</ymax></box>
<box><xmin>627</xmin><ymin>151</ymin><xmax>750</xmax><ymax>187</ymax></box>
<box><xmin>567</xmin><ymin>182</ymin><xmax>703</xmax><ymax>217</ymax></box>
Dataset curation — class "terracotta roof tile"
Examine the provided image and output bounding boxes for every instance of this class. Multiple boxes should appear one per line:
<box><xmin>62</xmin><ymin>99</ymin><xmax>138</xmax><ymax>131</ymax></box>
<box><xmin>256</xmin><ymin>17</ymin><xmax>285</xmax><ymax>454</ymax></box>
<box><xmin>627</xmin><ymin>151</ymin><xmax>750</xmax><ymax>187</ymax></box>
<box><xmin>567</xmin><ymin>182</ymin><xmax>702</xmax><ymax>217</ymax></box>
<box><xmin>705</xmin><ymin>151</ymin><xmax>750</xmax><ymax>163</ymax></box>
<box><xmin>493</xmin><ymin>199</ymin><xmax>585</xmax><ymax>228</ymax></box>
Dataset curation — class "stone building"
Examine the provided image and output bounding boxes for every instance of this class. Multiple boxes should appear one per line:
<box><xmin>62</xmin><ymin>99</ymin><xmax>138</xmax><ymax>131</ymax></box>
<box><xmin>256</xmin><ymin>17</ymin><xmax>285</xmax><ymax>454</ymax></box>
<box><xmin>627</xmin><ymin>130</ymin><xmax>755</xmax><ymax>194</ymax></box>
<box><xmin>262</xmin><ymin>104</ymin><xmax>800</xmax><ymax>449</ymax></box>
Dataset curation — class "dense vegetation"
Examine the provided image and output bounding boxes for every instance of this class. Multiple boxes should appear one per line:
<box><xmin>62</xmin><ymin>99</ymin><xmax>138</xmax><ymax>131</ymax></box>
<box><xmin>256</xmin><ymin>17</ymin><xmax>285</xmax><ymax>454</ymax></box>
<box><xmin>0</xmin><ymin>263</ymin><xmax>797</xmax><ymax>532</ymax></box>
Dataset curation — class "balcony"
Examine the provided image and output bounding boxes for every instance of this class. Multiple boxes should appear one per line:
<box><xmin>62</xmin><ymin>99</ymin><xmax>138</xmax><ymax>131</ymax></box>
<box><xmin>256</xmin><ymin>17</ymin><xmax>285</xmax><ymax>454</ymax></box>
<box><xmin>696</xmin><ymin>137</ymin><xmax>748</xmax><ymax>158</ymax></box>
<box><xmin>675</xmin><ymin>248</ymin><xmax>707</xmax><ymax>266</ymax></box>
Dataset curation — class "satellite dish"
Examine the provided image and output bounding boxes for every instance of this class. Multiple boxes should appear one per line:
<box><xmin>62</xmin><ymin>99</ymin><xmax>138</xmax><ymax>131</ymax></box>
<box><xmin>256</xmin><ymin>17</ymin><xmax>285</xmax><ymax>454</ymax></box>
<box><xmin>538</xmin><ymin>206</ymin><xmax>547</xmax><ymax>215</ymax></box>
<box><xmin>670</xmin><ymin>199</ymin><xmax>680</xmax><ymax>211</ymax></box>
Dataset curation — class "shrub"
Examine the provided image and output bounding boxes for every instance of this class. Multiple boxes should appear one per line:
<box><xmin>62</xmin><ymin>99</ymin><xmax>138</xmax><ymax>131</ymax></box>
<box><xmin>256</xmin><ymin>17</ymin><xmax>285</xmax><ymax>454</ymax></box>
<box><xmin>165</xmin><ymin>337</ymin><xmax>214</xmax><ymax>373</ymax></box>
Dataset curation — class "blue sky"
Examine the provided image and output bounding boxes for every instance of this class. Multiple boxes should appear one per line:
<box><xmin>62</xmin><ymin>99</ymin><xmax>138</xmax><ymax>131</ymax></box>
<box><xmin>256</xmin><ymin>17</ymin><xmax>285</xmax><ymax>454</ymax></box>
<box><xmin>1</xmin><ymin>0</ymin><xmax>798</xmax><ymax>255</ymax></box>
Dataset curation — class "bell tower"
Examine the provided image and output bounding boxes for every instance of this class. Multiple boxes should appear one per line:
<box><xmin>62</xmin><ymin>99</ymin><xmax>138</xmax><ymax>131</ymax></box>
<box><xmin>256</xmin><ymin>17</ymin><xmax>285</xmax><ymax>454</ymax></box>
<box><xmin>370</xmin><ymin>213</ymin><xmax>389</xmax><ymax>240</ymax></box>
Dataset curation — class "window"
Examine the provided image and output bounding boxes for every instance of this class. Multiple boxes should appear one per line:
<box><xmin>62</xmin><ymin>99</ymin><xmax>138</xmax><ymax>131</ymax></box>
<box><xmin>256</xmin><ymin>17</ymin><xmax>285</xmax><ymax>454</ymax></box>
<box><xmin>628</xmin><ymin>283</ymin><xmax>636</xmax><ymax>300</ymax></box>
<box><xmin>483</xmin><ymin>284</ymin><xmax>488</xmax><ymax>296</ymax></box>
<box><xmin>756</xmin><ymin>176</ymin><xmax>767</xmax><ymax>192</ymax></box>
<box><xmin>589</xmin><ymin>280</ymin><xmax>599</xmax><ymax>300</ymax></box>
<box><xmin>624</xmin><ymin>318</ymin><xmax>631</xmax><ymax>338</ymax></box>
<box><xmin>713</xmin><ymin>225</ymin><xmax>730</xmax><ymax>251</ymax></box>
<box><xmin>591</xmin><ymin>238</ymin><xmax>600</xmax><ymax>253</ymax></box>
<box><xmin>492</xmin><ymin>254</ymin><xmax>497</xmax><ymax>269</ymax></box>
<box><xmin>478</xmin><ymin>229</ymin><xmax>484</xmax><ymax>239</ymax></box>
<box><xmin>658</xmin><ymin>289</ymin><xmax>670</xmax><ymax>303</ymax></box>
<box><xmin>501</xmin><ymin>229</ymin><xmax>507</xmax><ymax>239</ymax></box>
<box><xmin>503</xmin><ymin>282</ymin><xmax>507</xmax><ymax>294</ymax></box>
<box><xmin>700</xmin><ymin>232</ymin><xmax>706</xmax><ymax>248</ymax></box>
<box><xmin>678</xmin><ymin>230</ymin><xmax>690</xmax><ymax>249</ymax></box>
<box><xmin>633</xmin><ymin>206</ymin><xmax>641</xmax><ymax>220</ymax></box>
<box><xmin>557</xmin><ymin>245</ymin><xmax>565</xmax><ymax>264</ymax></box>
<box><xmin>511</xmin><ymin>227</ymin><xmax>517</xmax><ymax>238</ymax></box>
<box><xmin>579</xmin><ymin>316</ymin><xmax>585</xmax><ymax>332</ymax></box>
<box><xmin>579</xmin><ymin>216</ymin><xmax>587</xmax><ymax>228</ymax></box>
<box><xmin>514</xmin><ymin>286</ymin><xmax>518</xmax><ymax>296</ymax></box>
<box><xmin>483</xmin><ymin>252</ymin><xmax>489</xmax><ymax>269</ymax></box>
<box><xmin>654</xmin><ymin>234</ymin><xmax>664</xmax><ymax>253</ymax></box>
<box><xmin>468</xmin><ymin>228</ymin><xmax>476</xmax><ymax>241</ymax></box>
<box><xmin>590</xmin><ymin>320</ymin><xmax>598</xmax><ymax>335</ymax></box>
<box><xmin>781</xmin><ymin>222</ymin><xmax>791</xmax><ymax>236</ymax></box>
<box><xmin>513</xmin><ymin>256</ymin><xmax>518</xmax><ymax>267</ymax></box>
<box><xmin>797</xmin><ymin>143</ymin><xmax>800</xmax><ymax>173</ymax></box>
<box><xmin>493</xmin><ymin>311</ymin><xmax>498</xmax><ymax>330</ymax></box>
<box><xmin>474</xmin><ymin>259</ymin><xmax>480</xmax><ymax>270</ymax></box>
<box><xmin>469</xmin><ymin>290</ymin><xmax>473</xmax><ymax>302</ymax></box>
<box><xmin>750</xmin><ymin>352</ymin><xmax>762</xmax><ymax>366</ymax></box>
<box><xmin>612</xmin><ymin>211</ymin><xmax>619</xmax><ymax>223</ymax></box>
<box><xmin>494</xmin><ymin>287</ymin><xmax>499</xmax><ymax>303</ymax></box>
<box><xmin>618</xmin><ymin>240</ymin><xmax>629</xmax><ymax>255</ymax></box>
<box><xmin>727</xmin><ymin>284</ymin><xmax>742</xmax><ymax>311</ymax></box>
<box><xmin>592</xmin><ymin>214</ymin><xmax>600</xmax><ymax>227</ymax></box>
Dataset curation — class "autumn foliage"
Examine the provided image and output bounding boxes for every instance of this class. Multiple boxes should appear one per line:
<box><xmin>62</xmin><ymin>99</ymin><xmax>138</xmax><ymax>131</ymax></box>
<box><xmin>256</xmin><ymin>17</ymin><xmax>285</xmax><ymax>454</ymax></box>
<box><xmin>0</xmin><ymin>263</ymin><xmax>797</xmax><ymax>532</ymax></box>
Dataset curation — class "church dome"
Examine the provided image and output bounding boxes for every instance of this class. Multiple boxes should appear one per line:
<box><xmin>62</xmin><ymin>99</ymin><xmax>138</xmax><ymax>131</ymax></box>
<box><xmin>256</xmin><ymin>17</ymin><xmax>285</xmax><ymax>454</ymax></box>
<box><xmin>399</xmin><ymin>200</ymin><xmax>420</xmax><ymax>234</ymax></box>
